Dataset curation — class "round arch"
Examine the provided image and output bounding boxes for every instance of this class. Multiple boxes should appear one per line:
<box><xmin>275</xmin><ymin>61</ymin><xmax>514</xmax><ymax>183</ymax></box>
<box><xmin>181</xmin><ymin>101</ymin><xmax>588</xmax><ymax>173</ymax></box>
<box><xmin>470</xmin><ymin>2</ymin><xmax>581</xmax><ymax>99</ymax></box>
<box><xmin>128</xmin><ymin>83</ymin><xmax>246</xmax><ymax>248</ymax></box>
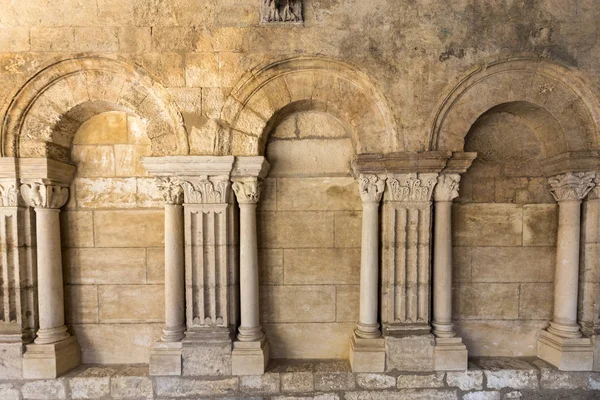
<box><xmin>429</xmin><ymin>58</ymin><xmax>600</xmax><ymax>158</ymax></box>
<box><xmin>219</xmin><ymin>56</ymin><xmax>397</xmax><ymax>156</ymax></box>
<box><xmin>1</xmin><ymin>56</ymin><xmax>189</xmax><ymax>162</ymax></box>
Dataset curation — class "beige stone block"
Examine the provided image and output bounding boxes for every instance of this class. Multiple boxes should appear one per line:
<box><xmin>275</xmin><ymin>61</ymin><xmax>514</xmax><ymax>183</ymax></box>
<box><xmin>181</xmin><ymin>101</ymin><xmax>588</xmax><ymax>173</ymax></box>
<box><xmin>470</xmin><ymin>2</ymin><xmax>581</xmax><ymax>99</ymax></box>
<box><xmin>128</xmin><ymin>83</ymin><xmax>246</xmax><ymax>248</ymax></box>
<box><xmin>281</xmin><ymin>372</ymin><xmax>314</xmax><ymax>392</ymax></box>
<box><xmin>98</xmin><ymin>285</ymin><xmax>164</xmax><ymax>323</ymax></box>
<box><xmin>335</xmin><ymin>211</ymin><xmax>361</xmax><ymax>248</ymax></box>
<box><xmin>471</xmin><ymin>247</ymin><xmax>554</xmax><ymax>282</ymax></box>
<box><xmin>259</xmin><ymin>248</ymin><xmax>283</xmax><ymax>285</ymax></box>
<box><xmin>21</xmin><ymin>379</ymin><xmax>67</xmax><ymax>399</ymax></box>
<box><xmin>29</xmin><ymin>27</ymin><xmax>75</xmax><ymax>51</ymax></box>
<box><xmin>65</xmin><ymin>285</ymin><xmax>98</xmax><ymax>324</ymax></box>
<box><xmin>126</xmin><ymin>116</ymin><xmax>151</xmax><ymax>145</ymax></box>
<box><xmin>138</xmin><ymin>53</ymin><xmax>185</xmax><ymax>87</ymax></box>
<box><xmin>168</xmin><ymin>87</ymin><xmax>203</xmax><ymax>115</ymax></box>
<box><xmin>479</xmin><ymin>358</ymin><xmax>539</xmax><ymax>389</ymax></box>
<box><xmin>64</xmin><ymin>248</ymin><xmax>147</xmax><ymax>285</ymax></box>
<box><xmin>261</xmin><ymin>285</ymin><xmax>336</xmax><ymax>323</ymax></box>
<box><xmin>519</xmin><ymin>283</ymin><xmax>553</xmax><ymax>320</ymax></box>
<box><xmin>453</xmin><ymin>247</ymin><xmax>471</xmax><ymax>282</ymax></box>
<box><xmin>446</xmin><ymin>368</ymin><xmax>484</xmax><ymax>390</ymax></box>
<box><xmin>523</xmin><ymin>204</ymin><xmax>558</xmax><ymax>246</ymax></box>
<box><xmin>117</xmin><ymin>27</ymin><xmax>152</xmax><ymax>52</ymax></box>
<box><xmin>284</xmin><ymin>248</ymin><xmax>360</xmax><ymax>285</ymax></box>
<box><xmin>0</xmin><ymin>26</ymin><xmax>29</xmax><ymax>51</ymax></box>
<box><xmin>453</xmin><ymin>204</ymin><xmax>523</xmax><ymax>247</ymax></box>
<box><xmin>135</xmin><ymin>178</ymin><xmax>165</xmax><ymax>208</ymax></box>
<box><xmin>114</xmin><ymin>144</ymin><xmax>151</xmax><ymax>177</ymax></box>
<box><xmin>182</xmin><ymin>342</ymin><xmax>232</xmax><ymax>376</ymax></box>
<box><xmin>69</xmin><ymin>374</ymin><xmax>111</xmax><ymax>399</ymax></box>
<box><xmin>71</xmin><ymin>145</ymin><xmax>115</xmax><ymax>178</ymax></box>
<box><xmin>356</xmin><ymin>374</ymin><xmax>396</xmax><ymax>389</ymax></box>
<box><xmin>202</xmin><ymin>87</ymin><xmax>229</xmax><ymax>119</ymax></box>
<box><xmin>155</xmin><ymin>376</ymin><xmax>238</xmax><ymax>398</ymax></box>
<box><xmin>272</xmin><ymin>111</ymin><xmax>350</xmax><ymax>140</ymax></box>
<box><xmin>71</xmin><ymin>323</ymin><xmax>162</xmax><ymax>364</ymax></box>
<box><xmin>385</xmin><ymin>335</ymin><xmax>435</xmax><ymax>372</ymax></box>
<box><xmin>471</xmin><ymin>178</ymin><xmax>496</xmax><ymax>203</ymax></box>
<box><xmin>396</xmin><ymin>373</ymin><xmax>445</xmax><ymax>388</ymax></box>
<box><xmin>315</xmin><ymin>372</ymin><xmax>356</xmax><ymax>391</ymax></box>
<box><xmin>277</xmin><ymin>178</ymin><xmax>361</xmax><ymax>211</ymax></box>
<box><xmin>152</xmin><ymin>27</ymin><xmax>197</xmax><ymax>52</ymax></box>
<box><xmin>0</xmin><ymin>344</ymin><xmax>23</xmax><ymax>380</ymax></box>
<box><xmin>264</xmin><ymin>323</ymin><xmax>354</xmax><ymax>359</ymax></box>
<box><xmin>0</xmin><ymin>384</ymin><xmax>19</xmax><ymax>400</ymax></box>
<box><xmin>266</xmin><ymin>139</ymin><xmax>354</xmax><ymax>177</ymax></box>
<box><xmin>94</xmin><ymin>210</ymin><xmax>164</xmax><ymax>247</ymax></box>
<box><xmin>186</xmin><ymin>52</ymin><xmax>220</xmax><ymax>87</ymax></box>
<box><xmin>240</xmin><ymin>374</ymin><xmax>280</xmax><ymax>394</ymax></box>
<box><xmin>259</xmin><ymin>177</ymin><xmax>277</xmax><ymax>211</ymax></box>
<box><xmin>454</xmin><ymin>283</ymin><xmax>519</xmax><ymax>319</ymax></box>
<box><xmin>455</xmin><ymin>320</ymin><xmax>548</xmax><ymax>357</ymax></box>
<box><xmin>336</xmin><ymin>285</ymin><xmax>360</xmax><ymax>322</ymax></box>
<box><xmin>258</xmin><ymin>211</ymin><xmax>334</xmax><ymax>248</ymax></box>
<box><xmin>61</xmin><ymin>211</ymin><xmax>94</xmax><ymax>248</ymax></box>
<box><xmin>72</xmin><ymin>27</ymin><xmax>119</xmax><ymax>52</ymax></box>
<box><xmin>75</xmin><ymin>178</ymin><xmax>137</xmax><ymax>209</ymax></box>
<box><xmin>73</xmin><ymin>112</ymin><xmax>129</xmax><ymax>145</ymax></box>
<box><xmin>146</xmin><ymin>247</ymin><xmax>165</xmax><ymax>284</ymax></box>
<box><xmin>110</xmin><ymin>366</ymin><xmax>153</xmax><ymax>399</ymax></box>
<box><xmin>219</xmin><ymin>52</ymin><xmax>267</xmax><ymax>87</ymax></box>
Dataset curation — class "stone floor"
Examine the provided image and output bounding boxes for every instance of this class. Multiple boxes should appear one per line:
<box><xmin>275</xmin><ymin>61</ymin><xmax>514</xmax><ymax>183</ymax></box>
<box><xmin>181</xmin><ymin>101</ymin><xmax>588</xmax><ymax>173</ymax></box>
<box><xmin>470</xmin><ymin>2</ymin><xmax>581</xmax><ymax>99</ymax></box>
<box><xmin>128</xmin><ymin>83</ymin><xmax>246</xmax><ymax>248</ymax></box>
<box><xmin>1</xmin><ymin>358</ymin><xmax>599</xmax><ymax>399</ymax></box>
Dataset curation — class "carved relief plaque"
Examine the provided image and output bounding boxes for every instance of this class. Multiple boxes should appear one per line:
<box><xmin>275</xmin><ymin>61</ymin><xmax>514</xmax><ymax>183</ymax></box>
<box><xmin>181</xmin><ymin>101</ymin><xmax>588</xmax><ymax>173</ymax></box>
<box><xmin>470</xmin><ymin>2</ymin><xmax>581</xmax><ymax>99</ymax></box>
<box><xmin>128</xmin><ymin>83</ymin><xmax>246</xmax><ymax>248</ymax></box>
<box><xmin>261</xmin><ymin>0</ymin><xmax>303</xmax><ymax>23</ymax></box>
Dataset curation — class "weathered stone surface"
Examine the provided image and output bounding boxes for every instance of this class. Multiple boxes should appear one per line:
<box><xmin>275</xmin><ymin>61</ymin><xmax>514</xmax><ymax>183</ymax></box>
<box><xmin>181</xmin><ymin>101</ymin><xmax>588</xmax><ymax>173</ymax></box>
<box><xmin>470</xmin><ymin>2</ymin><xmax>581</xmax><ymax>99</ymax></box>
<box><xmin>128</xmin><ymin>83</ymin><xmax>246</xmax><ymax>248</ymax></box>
<box><xmin>22</xmin><ymin>379</ymin><xmax>67</xmax><ymax>400</ymax></box>
<box><xmin>356</xmin><ymin>374</ymin><xmax>396</xmax><ymax>390</ymax></box>
<box><xmin>74</xmin><ymin>178</ymin><xmax>137</xmax><ymax>209</ymax></box>
<box><xmin>69</xmin><ymin>375</ymin><xmax>111</xmax><ymax>399</ymax></box>
<box><xmin>345</xmin><ymin>390</ymin><xmax>458</xmax><ymax>400</ymax></box>
<box><xmin>61</xmin><ymin>211</ymin><xmax>94</xmax><ymax>248</ymax></box>
<box><xmin>264</xmin><ymin>323</ymin><xmax>354</xmax><ymax>359</ymax></box>
<box><xmin>0</xmin><ymin>344</ymin><xmax>24</xmax><ymax>379</ymax></box>
<box><xmin>63</xmin><ymin>248</ymin><xmax>147</xmax><ymax>284</ymax></box>
<box><xmin>478</xmin><ymin>358</ymin><xmax>538</xmax><ymax>390</ymax></box>
<box><xmin>454</xmin><ymin>283</ymin><xmax>519</xmax><ymax>319</ymax></box>
<box><xmin>98</xmin><ymin>285</ymin><xmax>164</xmax><ymax>323</ymax></box>
<box><xmin>455</xmin><ymin>321</ymin><xmax>547</xmax><ymax>357</ymax></box>
<box><xmin>518</xmin><ymin>283</ymin><xmax>553</xmax><ymax>320</ymax></box>
<box><xmin>396</xmin><ymin>373</ymin><xmax>445</xmax><ymax>389</ymax></box>
<box><xmin>462</xmin><ymin>392</ymin><xmax>501</xmax><ymax>400</ymax></box>
<box><xmin>267</xmin><ymin>139</ymin><xmax>354</xmax><ymax>177</ymax></box>
<box><xmin>522</xmin><ymin>204</ymin><xmax>558</xmax><ymax>246</ymax></box>
<box><xmin>336</xmin><ymin>285</ymin><xmax>360</xmax><ymax>322</ymax></box>
<box><xmin>281</xmin><ymin>372</ymin><xmax>314</xmax><ymax>392</ymax></box>
<box><xmin>240</xmin><ymin>374</ymin><xmax>280</xmax><ymax>393</ymax></box>
<box><xmin>446</xmin><ymin>369</ymin><xmax>484</xmax><ymax>390</ymax></box>
<box><xmin>386</xmin><ymin>336</ymin><xmax>435</xmax><ymax>372</ymax></box>
<box><xmin>334</xmin><ymin>211</ymin><xmax>362</xmax><ymax>248</ymax></box>
<box><xmin>94</xmin><ymin>210</ymin><xmax>164</xmax><ymax>247</ymax></box>
<box><xmin>277</xmin><ymin>178</ymin><xmax>361</xmax><ymax>211</ymax></box>
<box><xmin>314</xmin><ymin>372</ymin><xmax>356</xmax><ymax>391</ymax></box>
<box><xmin>182</xmin><ymin>342</ymin><xmax>232</xmax><ymax>376</ymax></box>
<box><xmin>258</xmin><ymin>211</ymin><xmax>334</xmax><ymax>249</ymax></box>
<box><xmin>259</xmin><ymin>248</ymin><xmax>284</xmax><ymax>285</ymax></box>
<box><xmin>470</xmin><ymin>247</ymin><xmax>554</xmax><ymax>283</ymax></box>
<box><xmin>0</xmin><ymin>384</ymin><xmax>19</xmax><ymax>400</ymax></box>
<box><xmin>453</xmin><ymin>204</ymin><xmax>522</xmax><ymax>247</ymax></box>
<box><xmin>71</xmin><ymin>145</ymin><xmax>115</xmax><ymax>178</ymax></box>
<box><xmin>64</xmin><ymin>285</ymin><xmax>99</xmax><ymax>323</ymax></box>
<box><xmin>538</xmin><ymin>366</ymin><xmax>590</xmax><ymax>389</ymax></box>
<box><xmin>154</xmin><ymin>377</ymin><xmax>238</xmax><ymax>398</ymax></box>
<box><xmin>146</xmin><ymin>247</ymin><xmax>165</xmax><ymax>284</ymax></box>
<box><xmin>110</xmin><ymin>366</ymin><xmax>153</xmax><ymax>400</ymax></box>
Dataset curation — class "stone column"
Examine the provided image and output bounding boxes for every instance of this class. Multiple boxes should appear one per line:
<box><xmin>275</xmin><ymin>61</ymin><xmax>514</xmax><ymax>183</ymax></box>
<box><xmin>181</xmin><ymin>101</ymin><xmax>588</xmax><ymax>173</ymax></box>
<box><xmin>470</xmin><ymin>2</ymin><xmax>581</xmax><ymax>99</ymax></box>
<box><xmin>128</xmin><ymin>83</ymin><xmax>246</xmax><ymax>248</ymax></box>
<box><xmin>432</xmin><ymin>174</ymin><xmax>468</xmax><ymax>371</ymax></box>
<box><xmin>20</xmin><ymin>181</ymin><xmax>80</xmax><ymax>379</ymax></box>
<box><xmin>350</xmin><ymin>174</ymin><xmax>386</xmax><ymax>372</ymax></box>
<box><xmin>150</xmin><ymin>178</ymin><xmax>186</xmax><ymax>376</ymax></box>
<box><xmin>231</xmin><ymin>177</ymin><xmax>269</xmax><ymax>375</ymax></box>
<box><xmin>538</xmin><ymin>172</ymin><xmax>595</xmax><ymax>371</ymax></box>
<box><xmin>143</xmin><ymin>155</ymin><xmax>238</xmax><ymax>377</ymax></box>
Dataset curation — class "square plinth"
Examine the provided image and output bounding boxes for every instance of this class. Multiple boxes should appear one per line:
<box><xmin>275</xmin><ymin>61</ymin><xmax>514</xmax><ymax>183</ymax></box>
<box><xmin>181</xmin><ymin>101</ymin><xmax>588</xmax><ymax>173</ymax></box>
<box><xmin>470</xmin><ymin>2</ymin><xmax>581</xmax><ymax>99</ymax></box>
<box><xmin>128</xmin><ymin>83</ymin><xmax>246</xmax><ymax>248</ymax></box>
<box><xmin>349</xmin><ymin>335</ymin><xmax>385</xmax><ymax>372</ymax></box>
<box><xmin>231</xmin><ymin>338</ymin><xmax>269</xmax><ymax>376</ymax></box>
<box><xmin>150</xmin><ymin>341</ymin><xmax>183</xmax><ymax>376</ymax></box>
<box><xmin>22</xmin><ymin>336</ymin><xmax>81</xmax><ymax>379</ymax></box>
<box><xmin>537</xmin><ymin>329</ymin><xmax>594</xmax><ymax>371</ymax></box>
<box><xmin>434</xmin><ymin>337</ymin><xmax>468</xmax><ymax>371</ymax></box>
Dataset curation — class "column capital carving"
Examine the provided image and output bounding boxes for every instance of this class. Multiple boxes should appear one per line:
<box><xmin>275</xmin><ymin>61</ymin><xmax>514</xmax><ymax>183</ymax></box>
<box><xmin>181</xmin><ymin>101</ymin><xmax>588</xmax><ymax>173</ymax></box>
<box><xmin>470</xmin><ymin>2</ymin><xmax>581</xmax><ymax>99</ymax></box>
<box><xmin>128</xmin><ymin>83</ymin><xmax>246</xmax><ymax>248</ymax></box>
<box><xmin>359</xmin><ymin>174</ymin><xmax>386</xmax><ymax>204</ymax></box>
<box><xmin>180</xmin><ymin>178</ymin><xmax>231</xmax><ymax>205</ymax></box>
<box><xmin>20</xmin><ymin>181</ymin><xmax>69</xmax><ymax>209</ymax></box>
<box><xmin>386</xmin><ymin>173</ymin><xmax>438</xmax><ymax>202</ymax></box>
<box><xmin>156</xmin><ymin>177</ymin><xmax>184</xmax><ymax>205</ymax></box>
<box><xmin>548</xmin><ymin>172</ymin><xmax>595</xmax><ymax>202</ymax></box>
<box><xmin>433</xmin><ymin>173</ymin><xmax>461</xmax><ymax>202</ymax></box>
<box><xmin>0</xmin><ymin>181</ymin><xmax>20</xmax><ymax>207</ymax></box>
<box><xmin>232</xmin><ymin>179</ymin><xmax>262</xmax><ymax>204</ymax></box>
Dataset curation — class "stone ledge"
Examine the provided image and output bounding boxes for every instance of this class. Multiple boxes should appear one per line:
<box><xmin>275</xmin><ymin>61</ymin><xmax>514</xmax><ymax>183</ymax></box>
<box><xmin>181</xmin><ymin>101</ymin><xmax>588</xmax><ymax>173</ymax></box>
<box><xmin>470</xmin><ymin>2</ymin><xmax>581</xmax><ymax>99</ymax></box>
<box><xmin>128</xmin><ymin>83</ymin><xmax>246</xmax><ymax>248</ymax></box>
<box><xmin>0</xmin><ymin>358</ymin><xmax>598</xmax><ymax>399</ymax></box>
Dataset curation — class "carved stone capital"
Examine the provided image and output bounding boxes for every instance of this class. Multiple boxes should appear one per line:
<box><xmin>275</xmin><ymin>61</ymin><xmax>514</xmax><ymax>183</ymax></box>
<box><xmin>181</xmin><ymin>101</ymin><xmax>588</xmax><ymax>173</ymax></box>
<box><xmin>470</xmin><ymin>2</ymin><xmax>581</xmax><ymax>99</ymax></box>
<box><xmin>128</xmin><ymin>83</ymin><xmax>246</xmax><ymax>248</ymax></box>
<box><xmin>180</xmin><ymin>179</ymin><xmax>230</xmax><ymax>204</ymax></box>
<box><xmin>359</xmin><ymin>174</ymin><xmax>386</xmax><ymax>204</ymax></box>
<box><xmin>156</xmin><ymin>177</ymin><xmax>184</xmax><ymax>205</ymax></box>
<box><xmin>233</xmin><ymin>179</ymin><xmax>262</xmax><ymax>204</ymax></box>
<box><xmin>0</xmin><ymin>182</ymin><xmax>20</xmax><ymax>207</ymax></box>
<box><xmin>434</xmin><ymin>174</ymin><xmax>461</xmax><ymax>202</ymax></box>
<box><xmin>386</xmin><ymin>173</ymin><xmax>438</xmax><ymax>202</ymax></box>
<box><xmin>548</xmin><ymin>172</ymin><xmax>595</xmax><ymax>202</ymax></box>
<box><xmin>20</xmin><ymin>182</ymin><xmax>69</xmax><ymax>209</ymax></box>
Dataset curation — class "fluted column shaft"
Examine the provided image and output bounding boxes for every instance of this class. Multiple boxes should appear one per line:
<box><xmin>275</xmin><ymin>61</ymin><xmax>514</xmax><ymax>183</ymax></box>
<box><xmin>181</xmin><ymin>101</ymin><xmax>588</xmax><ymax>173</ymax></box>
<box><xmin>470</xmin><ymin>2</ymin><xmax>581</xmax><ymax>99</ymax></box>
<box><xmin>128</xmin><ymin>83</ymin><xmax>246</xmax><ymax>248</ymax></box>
<box><xmin>356</xmin><ymin>175</ymin><xmax>385</xmax><ymax>339</ymax></box>
<box><xmin>547</xmin><ymin>172</ymin><xmax>595</xmax><ymax>339</ymax></box>
<box><xmin>432</xmin><ymin>174</ymin><xmax>461</xmax><ymax>338</ymax></box>
<box><xmin>233</xmin><ymin>179</ymin><xmax>264</xmax><ymax>342</ymax></box>
<box><xmin>21</xmin><ymin>182</ymin><xmax>70</xmax><ymax>345</ymax></box>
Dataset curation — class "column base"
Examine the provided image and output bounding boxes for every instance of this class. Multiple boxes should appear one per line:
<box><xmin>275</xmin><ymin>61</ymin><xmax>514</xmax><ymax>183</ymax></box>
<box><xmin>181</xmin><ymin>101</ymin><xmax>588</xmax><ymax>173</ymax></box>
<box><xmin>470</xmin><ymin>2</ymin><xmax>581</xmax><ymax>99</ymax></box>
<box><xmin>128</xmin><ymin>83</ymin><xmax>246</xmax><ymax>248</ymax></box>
<box><xmin>349</xmin><ymin>334</ymin><xmax>385</xmax><ymax>372</ymax></box>
<box><xmin>537</xmin><ymin>329</ymin><xmax>593</xmax><ymax>371</ymax></box>
<box><xmin>385</xmin><ymin>333</ymin><xmax>435</xmax><ymax>372</ymax></box>
<box><xmin>149</xmin><ymin>341</ymin><xmax>183</xmax><ymax>376</ymax></box>
<box><xmin>434</xmin><ymin>337</ymin><xmax>468</xmax><ymax>371</ymax></box>
<box><xmin>182</xmin><ymin>328</ymin><xmax>233</xmax><ymax>376</ymax></box>
<box><xmin>22</xmin><ymin>336</ymin><xmax>80</xmax><ymax>379</ymax></box>
<box><xmin>231</xmin><ymin>336</ymin><xmax>269</xmax><ymax>376</ymax></box>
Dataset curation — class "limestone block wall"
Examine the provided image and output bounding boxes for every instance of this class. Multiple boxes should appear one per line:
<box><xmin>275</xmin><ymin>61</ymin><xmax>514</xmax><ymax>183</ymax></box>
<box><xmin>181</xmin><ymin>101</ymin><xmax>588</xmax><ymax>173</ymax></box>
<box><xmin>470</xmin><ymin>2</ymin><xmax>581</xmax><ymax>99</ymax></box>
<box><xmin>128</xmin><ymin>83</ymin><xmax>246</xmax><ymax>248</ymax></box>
<box><xmin>257</xmin><ymin>111</ymin><xmax>362</xmax><ymax>359</ymax></box>
<box><xmin>451</xmin><ymin>112</ymin><xmax>558</xmax><ymax>357</ymax></box>
<box><xmin>60</xmin><ymin>112</ymin><xmax>165</xmax><ymax>364</ymax></box>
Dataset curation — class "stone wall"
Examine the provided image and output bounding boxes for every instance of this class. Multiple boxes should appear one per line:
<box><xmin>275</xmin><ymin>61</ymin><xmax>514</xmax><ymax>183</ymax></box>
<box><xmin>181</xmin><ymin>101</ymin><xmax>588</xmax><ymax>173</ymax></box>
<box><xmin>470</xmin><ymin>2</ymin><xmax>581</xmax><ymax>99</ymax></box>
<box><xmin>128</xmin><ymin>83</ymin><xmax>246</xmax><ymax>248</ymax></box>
<box><xmin>61</xmin><ymin>112</ymin><xmax>165</xmax><ymax>364</ymax></box>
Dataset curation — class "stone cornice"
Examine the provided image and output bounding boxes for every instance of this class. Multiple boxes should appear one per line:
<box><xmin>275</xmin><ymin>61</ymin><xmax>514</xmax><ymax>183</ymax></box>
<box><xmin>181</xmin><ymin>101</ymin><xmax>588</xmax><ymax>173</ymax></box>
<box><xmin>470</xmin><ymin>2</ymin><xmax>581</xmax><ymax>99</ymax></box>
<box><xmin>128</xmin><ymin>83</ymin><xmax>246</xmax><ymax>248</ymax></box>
<box><xmin>385</xmin><ymin>173</ymin><xmax>438</xmax><ymax>202</ymax></box>
<box><xmin>434</xmin><ymin>174</ymin><xmax>461</xmax><ymax>202</ymax></box>
<box><xmin>141</xmin><ymin>156</ymin><xmax>236</xmax><ymax>178</ymax></box>
<box><xmin>232</xmin><ymin>156</ymin><xmax>270</xmax><ymax>179</ymax></box>
<box><xmin>359</xmin><ymin>174</ymin><xmax>386</xmax><ymax>204</ymax></box>
<box><xmin>353</xmin><ymin>152</ymin><xmax>476</xmax><ymax>176</ymax></box>
<box><xmin>20</xmin><ymin>181</ymin><xmax>69</xmax><ymax>209</ymax></box>
<box><xmin>548</xmin><ymin>172</ymin><xmax>595</xmax><ymax>202</ymax></box>
<box><xmin>0</xmin><ymin>157</ymin><xmax>75</xmax><ymax>185</ymax></box>
<box><xmin>232</xmin><ymin>179</ymin><xmax>262</xmax><ymax>204</ymax></box>
<box><xmin>540</xmin><ymin>151</ymin><xmax>600</xmax><ymax>178</ymax></box>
